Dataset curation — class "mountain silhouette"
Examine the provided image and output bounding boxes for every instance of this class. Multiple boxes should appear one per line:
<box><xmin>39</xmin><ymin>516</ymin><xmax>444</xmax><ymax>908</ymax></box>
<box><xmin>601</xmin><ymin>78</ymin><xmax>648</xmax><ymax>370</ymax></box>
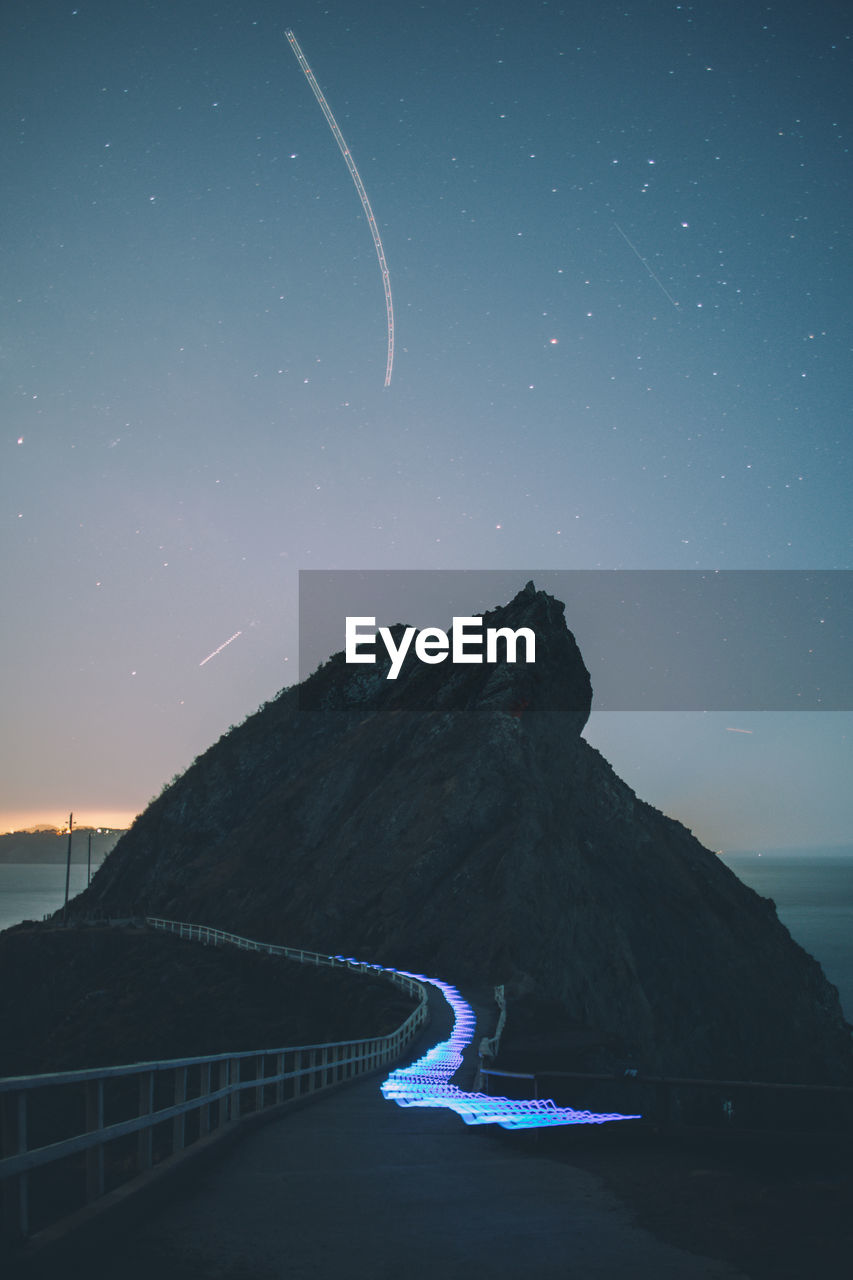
<box><xmin>73</xmin><ymin>582</ymin><xmax>852</xmax><ymax>1084</ymax></box>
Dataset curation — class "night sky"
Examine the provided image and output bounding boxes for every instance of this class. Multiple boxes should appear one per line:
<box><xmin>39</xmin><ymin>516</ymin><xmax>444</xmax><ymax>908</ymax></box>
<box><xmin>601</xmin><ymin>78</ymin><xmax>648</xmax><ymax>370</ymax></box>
<box><xmin>3</xmin><ymin>1</ymin><xmax>851</xmax><ymax>848</ymax></box>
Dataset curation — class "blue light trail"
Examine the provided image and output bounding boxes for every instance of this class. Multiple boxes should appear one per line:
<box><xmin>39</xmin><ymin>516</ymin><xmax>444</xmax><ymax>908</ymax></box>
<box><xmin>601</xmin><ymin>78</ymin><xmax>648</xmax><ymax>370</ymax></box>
<box><xmin>336</xmin><ymin>957</ymin><xmax>640</xmax><ymax>1129</ymax></box>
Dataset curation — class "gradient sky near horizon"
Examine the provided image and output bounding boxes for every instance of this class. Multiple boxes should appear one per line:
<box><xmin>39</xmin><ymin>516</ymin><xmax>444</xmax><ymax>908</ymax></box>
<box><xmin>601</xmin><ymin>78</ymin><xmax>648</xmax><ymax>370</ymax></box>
<box><xmin>2</xmin><ymin>0</ymin><xmax>851</xmax><ymax>848</ymax></box>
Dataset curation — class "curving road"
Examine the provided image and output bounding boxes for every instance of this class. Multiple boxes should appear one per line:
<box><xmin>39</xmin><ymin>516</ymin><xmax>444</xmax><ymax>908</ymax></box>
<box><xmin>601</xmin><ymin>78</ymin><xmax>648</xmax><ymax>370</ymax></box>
<box><xmin>40</xmin><ymin>1072</ymin><xmax>747</xmax><ymax>1280</ymax></box>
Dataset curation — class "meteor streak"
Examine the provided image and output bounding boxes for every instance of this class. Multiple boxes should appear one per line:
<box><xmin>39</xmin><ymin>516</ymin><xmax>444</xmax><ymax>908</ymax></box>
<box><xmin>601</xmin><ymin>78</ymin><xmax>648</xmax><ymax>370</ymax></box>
<box><xmin>285</xmin><ymin>29</ymin><xmax>395</xmax><ymax>387</ymax></box>
<box><xmin>199</xmin><ymin>631</ymin><xmax>243</xmax><ymax>667</ymax></box>
<box><xmin>613</xmin><ymin>222</ymin><xmax>681</xmax><ymax>311</ymax></box>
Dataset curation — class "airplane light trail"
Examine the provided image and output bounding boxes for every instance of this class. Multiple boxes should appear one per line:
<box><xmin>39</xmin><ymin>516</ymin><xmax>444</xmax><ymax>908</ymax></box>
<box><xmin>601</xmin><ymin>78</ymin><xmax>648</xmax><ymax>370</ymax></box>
<box><xmin>613</xmin><ymin>222</ymin><xmax>681</xmax><ymax>311</ymax></box>
<box><xmin>285</xmin><ymin>29</ymin><xmax>395</xmax><ymax>387</ymax></box>
<box><xmin>199</xmin><ymin>631</ymin><xmax>243</xmax><ymax>667</ymax></box>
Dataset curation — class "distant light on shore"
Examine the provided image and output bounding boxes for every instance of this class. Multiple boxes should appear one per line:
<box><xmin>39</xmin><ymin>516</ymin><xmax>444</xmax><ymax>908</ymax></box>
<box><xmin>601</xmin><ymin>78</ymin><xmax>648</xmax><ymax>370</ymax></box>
<box><xmin>0</xmin><ymin>811</ymin><xmax>138</xmax><ymax>837</ymax></box>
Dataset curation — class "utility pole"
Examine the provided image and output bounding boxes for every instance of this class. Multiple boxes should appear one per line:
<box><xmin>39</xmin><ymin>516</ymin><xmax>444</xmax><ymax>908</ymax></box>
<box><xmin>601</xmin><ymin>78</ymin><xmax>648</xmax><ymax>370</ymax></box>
<box><xmin>87</xmin><ymin>830</ymin><xmax>92</xmax><ymax>887</ymax></box>
<box><xmin>63</xmin><ymin>811</ymin><xmax>73</xmax><ymax>924</ymax></box>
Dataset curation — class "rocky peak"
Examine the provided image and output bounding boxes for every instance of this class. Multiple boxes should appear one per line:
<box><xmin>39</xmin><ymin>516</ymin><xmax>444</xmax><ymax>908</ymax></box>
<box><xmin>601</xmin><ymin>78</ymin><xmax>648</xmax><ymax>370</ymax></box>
<box><xmin>300</xmin><ymin>580</ymin><xmax>592</xmax><ymax>734</ymax></box>
<box><xmin>71</xmin><ymin>583</ymin><xmax>853</xmax><ymax>1086</ymax></box>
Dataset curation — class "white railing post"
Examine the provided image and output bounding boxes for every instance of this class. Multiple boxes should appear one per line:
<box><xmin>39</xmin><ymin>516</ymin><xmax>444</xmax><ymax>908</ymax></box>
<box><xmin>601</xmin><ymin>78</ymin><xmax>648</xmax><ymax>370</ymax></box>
<box><xmin>199</xmin><ymin>1061</ymin><xmax>212</xmax><ymax>1137</ymax></box>
<box><xmin>1</xmin><ymin>1089</ymin><xmax>29</xmax><ymax>1240</ymax></box>
<box><xmin>16</xmin><ymin>1091</ymin><xmax>28</xmax><ymax>1240</ymax></box>
<box><xmin>255</xmin><ymin>1056</ymin><xmax>266</xmax><ymax>1114</ymax></box>
<box><xmin>137</xmin><ymin>1071</ymin><xmax>154</xmax><ymax>1171</ymax></box>
<box><xmin>85</xmin><ymin>1078</ymin><xmax>105</xmax><ymax>1200</ymax></box>
<box><xmin>230</xmin><ymin>1059</ymin><xmax>241</xmax><ymax>1121</ymax></box>
<box><xmin>173</xmin><ymin>1066</ymin><xmax>187</xmax><ymax>1151</ymax></box>
<box><xmin>217</xmin><ymin>1060</ymin><xmax>229</xmax><ymax>1128</ymax></box>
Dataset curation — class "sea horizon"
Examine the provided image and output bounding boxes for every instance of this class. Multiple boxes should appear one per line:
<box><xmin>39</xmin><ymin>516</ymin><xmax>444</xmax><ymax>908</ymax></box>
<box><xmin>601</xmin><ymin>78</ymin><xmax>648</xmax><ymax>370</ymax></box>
<box><xmin>3</xmin><ymin>845</ymin><xmax>852</xmax><ymax>1023</ymax></box>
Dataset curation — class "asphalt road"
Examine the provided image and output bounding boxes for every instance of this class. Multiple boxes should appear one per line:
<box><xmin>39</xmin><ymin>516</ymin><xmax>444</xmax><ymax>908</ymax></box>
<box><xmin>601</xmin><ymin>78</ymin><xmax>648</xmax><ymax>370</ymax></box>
<box><xmin>29</xmin><ymin>1071</ymin><xmax>750</xmax><ymax>1280</ymax></box>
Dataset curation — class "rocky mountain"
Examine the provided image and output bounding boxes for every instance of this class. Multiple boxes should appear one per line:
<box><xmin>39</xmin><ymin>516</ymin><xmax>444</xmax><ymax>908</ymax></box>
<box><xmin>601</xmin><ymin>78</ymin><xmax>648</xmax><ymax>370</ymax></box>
<box><xmin>70</xmin><ymin>582</ymin><xmax>853</xmax><ymax>1084</ymax></box>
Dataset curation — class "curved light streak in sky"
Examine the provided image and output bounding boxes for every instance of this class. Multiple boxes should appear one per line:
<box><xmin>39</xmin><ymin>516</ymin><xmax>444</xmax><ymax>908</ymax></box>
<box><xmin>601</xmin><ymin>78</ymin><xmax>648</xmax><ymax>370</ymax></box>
<box><xmin>335</xmin><ymin>957</ymin><xmax>640</xmax><ymax>1129</ymax></box>
<box><xmin>285</xmin><ymin>29</ymin><xmax>395</xmax><ymax>387</ymax></box>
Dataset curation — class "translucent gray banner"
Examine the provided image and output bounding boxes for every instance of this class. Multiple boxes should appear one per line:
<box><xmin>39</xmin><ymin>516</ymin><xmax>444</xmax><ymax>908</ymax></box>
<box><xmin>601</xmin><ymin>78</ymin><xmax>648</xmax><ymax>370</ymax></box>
<box><xmin>298</xmin><ymin>570</ymin><xmax>852</xmax><ymax>710</ymax></box>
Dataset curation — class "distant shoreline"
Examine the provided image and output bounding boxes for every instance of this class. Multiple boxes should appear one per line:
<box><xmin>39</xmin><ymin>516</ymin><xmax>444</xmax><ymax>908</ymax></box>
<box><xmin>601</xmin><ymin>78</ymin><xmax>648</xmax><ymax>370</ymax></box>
<box><xmin>0</xmin><ymin>854</ymin><xmax>111</xmax><ymax>866</ymax></box>
<box><xmin>722</xmin><ymin>844</ymin><xmax>853</xmax><ymax>860</ymax></box>
<box><xmin>0</xmin><ymin>829</ymin><xmax>127</xmax><ymax>865</ymax></box>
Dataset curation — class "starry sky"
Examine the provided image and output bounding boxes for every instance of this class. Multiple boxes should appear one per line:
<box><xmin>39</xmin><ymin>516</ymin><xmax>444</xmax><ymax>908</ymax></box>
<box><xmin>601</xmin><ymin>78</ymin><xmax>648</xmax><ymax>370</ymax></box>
<box><xmin>2</xmin><ymin>0</ymin><xmax>851</xmax><ymax>848</ymax></box>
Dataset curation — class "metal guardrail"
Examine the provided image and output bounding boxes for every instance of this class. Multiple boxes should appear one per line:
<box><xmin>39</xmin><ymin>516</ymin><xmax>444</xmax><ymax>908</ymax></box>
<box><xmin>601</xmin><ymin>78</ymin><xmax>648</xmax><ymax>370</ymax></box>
<box><xmin>479</xmin><ymin>1066</ymin><xmax>853</xmax><ymax>1133</ymax></box>
<box><xmin>0</xmin><ymin>918</ymin><xmax>428</xmax><ymax>1245</ymax></box>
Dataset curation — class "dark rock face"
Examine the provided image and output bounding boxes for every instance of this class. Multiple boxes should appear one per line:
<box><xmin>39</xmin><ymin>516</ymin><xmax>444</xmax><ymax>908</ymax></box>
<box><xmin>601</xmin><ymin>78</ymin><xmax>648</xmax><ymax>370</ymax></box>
<box><xmin>0</xmin><ymin>927</ymin><xmax>415</xmax><ymax>1076</ymax></box>
<box><xmin>73</xmin><ymin>583</ymin><xmax>853</xmax><ymax>1084</ymax></box>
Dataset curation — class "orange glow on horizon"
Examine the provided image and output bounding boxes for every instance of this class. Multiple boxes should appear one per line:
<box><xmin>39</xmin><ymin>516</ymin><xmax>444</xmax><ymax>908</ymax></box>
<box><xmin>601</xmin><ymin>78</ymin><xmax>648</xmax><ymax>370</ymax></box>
<box><xmin>0</xmin><ymin>810</ymin><xmax>138</xmax><ymax>836</ymax></box>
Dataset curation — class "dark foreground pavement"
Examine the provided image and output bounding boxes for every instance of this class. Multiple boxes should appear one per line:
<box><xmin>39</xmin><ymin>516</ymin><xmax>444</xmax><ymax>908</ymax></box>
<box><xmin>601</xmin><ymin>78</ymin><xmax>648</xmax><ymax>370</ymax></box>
<box><xmin>28</xmin><ymin>1074</ymin><xmax>749</xmax><ymax>1280</ymax></box>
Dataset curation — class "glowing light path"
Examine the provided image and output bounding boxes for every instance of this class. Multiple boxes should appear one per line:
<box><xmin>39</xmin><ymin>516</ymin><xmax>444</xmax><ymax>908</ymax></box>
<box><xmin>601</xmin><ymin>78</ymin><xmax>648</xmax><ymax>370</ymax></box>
<box><xmin>285</xmin><ymin>29</ymin><xmax>395</xmax><ymax>387</ymax></box>
<box><xmin>336</xmin><ymin>957</ymin><xmax>640</xmax><ymax>1130</ymax></box>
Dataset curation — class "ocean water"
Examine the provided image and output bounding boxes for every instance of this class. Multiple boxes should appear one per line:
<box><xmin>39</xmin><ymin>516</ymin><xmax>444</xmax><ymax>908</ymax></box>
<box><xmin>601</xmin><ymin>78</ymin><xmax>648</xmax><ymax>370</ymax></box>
<box><xmin>0</xmin><ymin>862</ymin><xmax>104</xmax><ymax>933</ymax></box>
<box><xmin>2</xmin><ymin>851</ymin><xmax>852</xmax><ymax>1023</ymax></box>
<box><xmin>720</xmin><ymin>847</ymin><xmax>853</xmax><ymax>1022</ymax></box>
